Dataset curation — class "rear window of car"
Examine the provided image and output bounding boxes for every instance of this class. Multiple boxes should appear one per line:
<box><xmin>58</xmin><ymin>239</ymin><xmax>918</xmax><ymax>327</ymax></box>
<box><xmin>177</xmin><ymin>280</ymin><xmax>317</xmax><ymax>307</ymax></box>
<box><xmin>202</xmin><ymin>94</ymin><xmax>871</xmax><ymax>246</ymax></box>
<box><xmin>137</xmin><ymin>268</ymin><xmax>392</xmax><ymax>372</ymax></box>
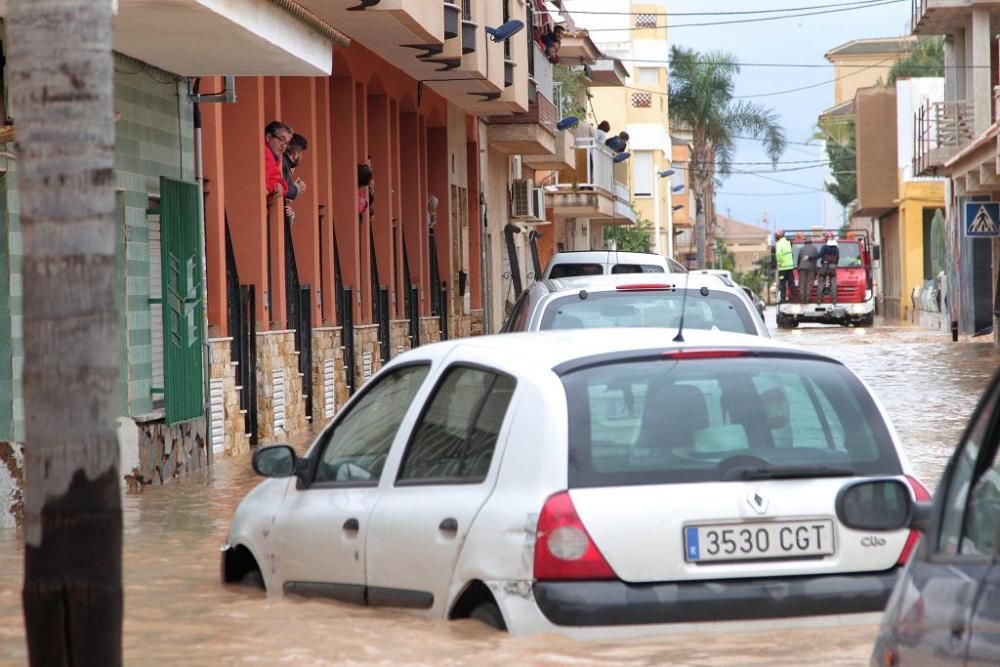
<box><xmin>561</xmin><ymin>355</ymin><xmax>900</xmax><ymax>487</ymax></box>
<box><xmin>549</xmin><ymin>263</ymin><xmax>604</xmax><ymax>279</ymax></box>
<box><xmin>540</xmin><ymin>289</ymin><xmax>757</xmax><ymax>334</ymax></box>
<box><xmin>610</xmin><ymin>264</ymin><xmax>665</xmax><ymax>274</ymax></box>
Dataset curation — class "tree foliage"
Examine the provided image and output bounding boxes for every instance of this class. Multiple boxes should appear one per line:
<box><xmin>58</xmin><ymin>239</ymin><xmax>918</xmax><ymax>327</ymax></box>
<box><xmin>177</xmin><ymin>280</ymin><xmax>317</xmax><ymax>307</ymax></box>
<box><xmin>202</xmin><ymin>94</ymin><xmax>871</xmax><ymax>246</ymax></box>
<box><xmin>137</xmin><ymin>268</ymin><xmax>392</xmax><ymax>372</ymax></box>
<box><xmin>604</xmin><ymin>219</ymin><xmax>652</xmax><ymax>253</ymax></box>
<box><xmin>553</xmin><ymin>64</ymin><xmax>588</xmax><ymax>121</ymax></box>
<box><xmin>888</xmin><ymin>37</ymin><xmax>944</xmax><ymax>84</ymax></box>
<box><xmin>667</xmin><ymin>46</ymin><xmax>786</xmax><ymax>267</ymax></box>
<box><xmin>824</xmin><ymin>121</ymin><xmax>856</xmax><ymax>209</ymax></box>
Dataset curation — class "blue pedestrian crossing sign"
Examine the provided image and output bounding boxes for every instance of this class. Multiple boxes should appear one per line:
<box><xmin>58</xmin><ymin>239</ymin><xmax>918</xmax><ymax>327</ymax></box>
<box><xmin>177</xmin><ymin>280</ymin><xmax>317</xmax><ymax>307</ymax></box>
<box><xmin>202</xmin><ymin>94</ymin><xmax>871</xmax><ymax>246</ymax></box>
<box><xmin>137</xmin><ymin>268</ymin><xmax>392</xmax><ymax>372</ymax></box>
<box><xmin>965</xmin><ymin>202</ymin><xmax>1000</xmax><ymax>237</ymax></box>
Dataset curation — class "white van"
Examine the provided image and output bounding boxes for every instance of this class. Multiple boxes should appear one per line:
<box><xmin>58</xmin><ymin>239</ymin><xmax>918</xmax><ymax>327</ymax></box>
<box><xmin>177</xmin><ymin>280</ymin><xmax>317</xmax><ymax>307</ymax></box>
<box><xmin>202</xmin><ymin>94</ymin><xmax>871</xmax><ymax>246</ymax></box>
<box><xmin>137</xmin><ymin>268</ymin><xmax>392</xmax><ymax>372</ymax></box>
<box><xmin>542</xmin><ymin>251</ymin><xmax>686</xmax><ymax>279</ymax></box>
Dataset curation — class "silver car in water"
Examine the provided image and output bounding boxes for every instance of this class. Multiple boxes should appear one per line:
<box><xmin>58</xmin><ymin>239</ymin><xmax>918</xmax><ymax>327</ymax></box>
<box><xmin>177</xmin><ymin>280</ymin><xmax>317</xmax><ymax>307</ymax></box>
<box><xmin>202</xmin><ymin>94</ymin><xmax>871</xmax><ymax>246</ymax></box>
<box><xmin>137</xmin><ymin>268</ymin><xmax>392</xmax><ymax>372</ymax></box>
<box><xmin>501</xmin><ymin>274</ymin><xmax>769</xmax><ymax>337</ymax></box>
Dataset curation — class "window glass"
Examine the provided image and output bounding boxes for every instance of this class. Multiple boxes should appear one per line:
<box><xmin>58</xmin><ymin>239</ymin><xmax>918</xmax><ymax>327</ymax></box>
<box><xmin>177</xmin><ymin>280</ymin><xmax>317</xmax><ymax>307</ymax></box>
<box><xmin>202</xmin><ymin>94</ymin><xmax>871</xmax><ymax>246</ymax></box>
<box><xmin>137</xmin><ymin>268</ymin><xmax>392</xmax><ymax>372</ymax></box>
<box><xmin>792</xmin><ymin>242</ymin><xmax>863</xmax><ymax>267</ymax></box>
<box><xmin>502</xmin><ymin>290</ymin><xmax>531</xmax><ymax>332</ymax></box>
<box><xmin>399</xmin><ymin>367</ymin><xmax>516</xmax><ymax>483</ymax></box>
<box><xmin>961</xmin><ymin>447</ymin><xmax>1000</xmax><ymax>556</ymax></box>
<box><xmin>562</xmin><ymin>356</ymin><xmax>899</xmax><ymax>487</ymax></box>
<box><xmin>549</xmin><ymin>263</ymin><xmax>604</xmax><ymax>279</ymax></box>
<box><xmin>540</xmin><ymin>289</ymin><xmax>756</xmax><ymax>334</ymax></box>
<box><xmin>636</xmin><ymin>67</ymin><xmax>659</xmax><ymax>85</ymax></box>
<box><xmin>611</xmin><ymin>264</ymin><xmax>665</xmax><ymax>274</ymax></box>
<box><xmin>632</xmin><ymin>151</ymin><xmax>653</xmax><ymax>197</ymax></box>
<box><xmin>314</xmin><ymin>365</ymin><xmax>429</xmax><ymax>484</ymax></box>
<box><xmin>937</xmin><ymin>388</ymin><xmax>996</xmax><ymax>554</ymax></box>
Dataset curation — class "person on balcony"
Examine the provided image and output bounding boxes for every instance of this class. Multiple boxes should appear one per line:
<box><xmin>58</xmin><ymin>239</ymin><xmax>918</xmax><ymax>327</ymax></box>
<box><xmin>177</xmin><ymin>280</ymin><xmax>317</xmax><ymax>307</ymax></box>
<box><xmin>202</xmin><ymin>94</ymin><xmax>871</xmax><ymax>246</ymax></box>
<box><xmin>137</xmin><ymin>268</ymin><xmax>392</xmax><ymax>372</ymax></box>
<box><xmin>358</xmin><ymin>163</ymin><xmax>373</xmax><ymax>217</ymax></box>
<box><xmin>595</xmin><ymin>120</ymin><xmax>611</xmax><ymax>146</ymax></box>
<box><xmin>282</xmin><ymin>134</ymin><xmax>308</xmax><ymax>226</ymax></box>
<box><xmin>540</xmin><ymin>25</ymin><xmax>564</xmax><ymax>64</ymax></box>
<box><xmin>264</xmin><ymin>121</ymin><xmax>292</xmax><ymax>200</ymax></box>
<box><xmin>605</xmin><ymin>131</ymin><xmax>629</xmax><ymax>154</ymax></box>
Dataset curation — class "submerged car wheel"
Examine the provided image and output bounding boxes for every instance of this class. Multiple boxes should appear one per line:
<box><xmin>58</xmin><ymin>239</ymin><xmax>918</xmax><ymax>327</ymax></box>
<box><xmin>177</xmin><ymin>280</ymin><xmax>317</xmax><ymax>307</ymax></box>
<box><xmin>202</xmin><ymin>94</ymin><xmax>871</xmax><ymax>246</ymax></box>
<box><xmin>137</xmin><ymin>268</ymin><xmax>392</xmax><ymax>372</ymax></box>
<box><xmin>470</xmin><ymin>600</ymin><xmax>507</xmax><ymax>631</ymax></box>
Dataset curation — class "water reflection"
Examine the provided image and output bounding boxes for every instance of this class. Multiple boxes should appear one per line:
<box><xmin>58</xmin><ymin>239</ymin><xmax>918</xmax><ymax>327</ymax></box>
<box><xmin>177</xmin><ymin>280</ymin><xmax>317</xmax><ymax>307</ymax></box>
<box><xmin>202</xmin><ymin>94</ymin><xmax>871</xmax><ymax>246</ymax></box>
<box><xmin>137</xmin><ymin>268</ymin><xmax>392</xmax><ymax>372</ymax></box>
<box><xmin>0</xmin><ymin>315</ymin><xmax>996</xmax><ymax>665</ymax></box>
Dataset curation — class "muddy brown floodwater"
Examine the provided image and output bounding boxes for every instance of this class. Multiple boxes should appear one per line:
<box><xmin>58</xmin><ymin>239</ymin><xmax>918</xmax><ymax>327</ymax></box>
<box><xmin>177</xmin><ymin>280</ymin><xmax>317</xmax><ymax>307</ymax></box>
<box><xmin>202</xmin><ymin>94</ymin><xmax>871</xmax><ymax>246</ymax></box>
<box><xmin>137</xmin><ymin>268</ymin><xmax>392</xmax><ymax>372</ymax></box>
<box><xmin>0</xmin><ymin>315</ymin><xmax>997</xmax><ymax>666</ymax></box>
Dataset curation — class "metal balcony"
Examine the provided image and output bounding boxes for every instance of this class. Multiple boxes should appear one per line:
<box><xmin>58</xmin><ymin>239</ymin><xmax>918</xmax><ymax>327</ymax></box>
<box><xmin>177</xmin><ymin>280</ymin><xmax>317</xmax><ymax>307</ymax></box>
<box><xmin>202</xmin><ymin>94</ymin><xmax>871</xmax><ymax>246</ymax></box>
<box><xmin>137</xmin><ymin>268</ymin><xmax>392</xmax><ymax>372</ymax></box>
<box><xmin>913</xmin><ymin>99</ymin><xmax>974</xmax><ymax>175</ymax></box>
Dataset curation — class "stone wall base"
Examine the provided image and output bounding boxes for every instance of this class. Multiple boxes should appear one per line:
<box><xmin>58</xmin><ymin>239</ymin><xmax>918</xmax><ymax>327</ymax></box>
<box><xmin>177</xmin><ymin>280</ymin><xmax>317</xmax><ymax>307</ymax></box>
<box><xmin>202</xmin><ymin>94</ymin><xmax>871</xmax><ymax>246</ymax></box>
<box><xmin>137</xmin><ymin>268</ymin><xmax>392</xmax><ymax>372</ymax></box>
<box><xmin>470</xmin><ymin>309</ymin><xmax>485</xmax><ymax>336</ymax></box>
<box><xmin>353</xmin><ymin>324</ymin><xmax>381</xmax><ymax>390</ymax></box>
<box><xmin>390</xmin><ymin>320</ymin><xmax>412</xmax><ymax>358</ymax></box>
<box><xmin>312</xmin><ymin>328</ymin><xmax>348</xmax><ymax>430</ymax></box>
<box><xmin>208</xmin><ymin>338</ymin><xmax>251</xmax><ymax>458</ymax></box>
<box><xmin>420</xmin><ymin>316</ymin><xmax>442</xmax><ymax>345</ymax></box>
<box><xmin>130</xmin><ymin>416</ymin><xmax>208</xmax><ymax>487</ymax></box>
<box><xmin>257</xmin><ymin>330</ymin><xmax>309</xmax><ymax>444</ymax></box>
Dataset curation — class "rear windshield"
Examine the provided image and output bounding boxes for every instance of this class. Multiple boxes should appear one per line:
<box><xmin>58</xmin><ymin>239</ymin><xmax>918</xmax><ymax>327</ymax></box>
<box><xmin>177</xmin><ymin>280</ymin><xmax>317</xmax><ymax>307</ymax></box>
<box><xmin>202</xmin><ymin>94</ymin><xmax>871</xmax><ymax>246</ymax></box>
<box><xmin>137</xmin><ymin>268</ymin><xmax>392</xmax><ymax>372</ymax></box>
<box><xmin>540</xmin><ymin>289</ymin><xmax>756</xmax><ymax>334</ymax></box>
<box><xmin>610</xmin><ymin>264</ymin><xmax>665</xmax><ymax>274</ymax></box>
<box><xmin>549</xmin><ymin>263</ymin><xmax>604</xmax><ymax>279</ymax></box>
<box><xmin>562</xmin><ymin>356</ymin><xmax>900</xmax><ymax>487</ymax></box>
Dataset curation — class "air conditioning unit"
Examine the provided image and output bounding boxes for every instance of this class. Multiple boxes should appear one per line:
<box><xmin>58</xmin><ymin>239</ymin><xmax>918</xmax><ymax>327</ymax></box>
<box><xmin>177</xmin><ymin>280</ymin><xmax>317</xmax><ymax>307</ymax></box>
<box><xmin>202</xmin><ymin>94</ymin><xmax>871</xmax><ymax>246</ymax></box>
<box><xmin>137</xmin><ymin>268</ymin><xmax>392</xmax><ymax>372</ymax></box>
<box><xmin>511</xmin><ymin>179</ymin><xmax>546</xmax><ymax>222</ymax></box>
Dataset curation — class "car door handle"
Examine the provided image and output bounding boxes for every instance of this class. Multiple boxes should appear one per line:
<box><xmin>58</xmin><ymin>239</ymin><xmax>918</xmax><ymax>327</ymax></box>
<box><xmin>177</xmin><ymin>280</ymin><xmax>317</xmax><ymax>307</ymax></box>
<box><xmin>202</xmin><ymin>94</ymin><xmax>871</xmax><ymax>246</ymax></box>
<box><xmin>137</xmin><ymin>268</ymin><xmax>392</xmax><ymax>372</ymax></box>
<box><xmin>439</xmin><ymin>518</ymin><xmax>458</xmax><ymax>533</ymax></box>
<box><xmin>343</xmin><ymin>518</ymin><xmax>359</xmax><ymax>532</ymax></box>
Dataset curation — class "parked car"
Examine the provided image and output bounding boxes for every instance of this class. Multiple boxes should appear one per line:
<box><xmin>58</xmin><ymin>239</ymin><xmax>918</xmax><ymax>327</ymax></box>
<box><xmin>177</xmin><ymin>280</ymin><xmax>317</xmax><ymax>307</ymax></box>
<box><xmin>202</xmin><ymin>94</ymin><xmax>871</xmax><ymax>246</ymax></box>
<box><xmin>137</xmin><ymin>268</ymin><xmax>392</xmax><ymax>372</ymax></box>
<box><xmin>833</xmin><ymin>369</ymin><xmax>1000</xmax><ymax>666</ymax></box>
<box><xmin>223</xmin><ymin>328</ymin><xmax>923</xmax><ymax>637</ymax></box>
<box><xmin>501</xmin><ymin>274</ymin><xmax>769</xmax><ymax>337</ymax></box>
<box><xmin>542</xmin><ymin>250</ymin><xmax>687</xmax><ymax>279</ymax></box>
<box><xmin>741</xmin><ymin>286</ymin><xmax>767</xmax><ymax>319</ymax></box>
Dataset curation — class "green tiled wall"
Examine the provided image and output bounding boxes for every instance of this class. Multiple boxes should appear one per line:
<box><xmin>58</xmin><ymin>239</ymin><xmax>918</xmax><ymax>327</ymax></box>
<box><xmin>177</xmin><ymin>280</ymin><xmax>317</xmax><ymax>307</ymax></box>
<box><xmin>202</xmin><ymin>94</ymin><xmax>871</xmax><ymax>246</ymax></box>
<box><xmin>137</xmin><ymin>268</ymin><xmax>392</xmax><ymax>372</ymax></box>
<box><xmin>114</xmin><ymin>55</ymin><xmax>194</xmax><ymax>417</ymax></box>
<box><xmin>0</xmin><ymin>53</ymin><xmax>193</xmax><ymax>432</ymax></box>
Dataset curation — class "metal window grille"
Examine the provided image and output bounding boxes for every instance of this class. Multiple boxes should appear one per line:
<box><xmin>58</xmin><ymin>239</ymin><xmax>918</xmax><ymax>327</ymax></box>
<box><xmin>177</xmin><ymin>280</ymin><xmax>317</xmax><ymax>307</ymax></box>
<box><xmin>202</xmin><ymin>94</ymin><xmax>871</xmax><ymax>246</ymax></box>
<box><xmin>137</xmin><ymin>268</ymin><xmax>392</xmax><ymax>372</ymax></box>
<box><xmin>635</xmin><ymin>13</ymin><xmax>656</xmax><ymax>28</ymax></box>
<box><xmin>632</xmin><ymin>92</ymin><xmax>652</xmax><ymax>108</ymax></box>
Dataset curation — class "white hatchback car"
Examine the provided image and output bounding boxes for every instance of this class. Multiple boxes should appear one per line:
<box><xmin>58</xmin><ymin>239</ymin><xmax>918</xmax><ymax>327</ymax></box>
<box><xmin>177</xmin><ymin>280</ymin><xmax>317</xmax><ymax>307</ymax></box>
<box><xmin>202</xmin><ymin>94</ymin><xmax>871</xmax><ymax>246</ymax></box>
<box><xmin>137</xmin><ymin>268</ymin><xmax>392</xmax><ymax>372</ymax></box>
<box><xmin>223</xmin><ymin>329</ymin><xmax>927</xmax><ymax>637</ymax></box>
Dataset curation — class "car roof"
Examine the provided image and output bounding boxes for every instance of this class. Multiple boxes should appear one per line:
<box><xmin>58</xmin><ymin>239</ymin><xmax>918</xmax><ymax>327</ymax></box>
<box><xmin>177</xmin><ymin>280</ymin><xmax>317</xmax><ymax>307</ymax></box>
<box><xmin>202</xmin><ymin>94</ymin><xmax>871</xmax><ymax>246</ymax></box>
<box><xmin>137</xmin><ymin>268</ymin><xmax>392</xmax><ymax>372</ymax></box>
<box><xmin>393</xmin><ymin>328</ymin><xmax>832</xmax><ymax>375</ymax></box>
<box><xmin>534</xmin><ymin>272</ymin><xmax>742</xmax><ymax>294</ymax></box>
<box><xmin>545</xmin><ymin>250</ymin><xmax>670</xmax><ymax>265</ymax></box>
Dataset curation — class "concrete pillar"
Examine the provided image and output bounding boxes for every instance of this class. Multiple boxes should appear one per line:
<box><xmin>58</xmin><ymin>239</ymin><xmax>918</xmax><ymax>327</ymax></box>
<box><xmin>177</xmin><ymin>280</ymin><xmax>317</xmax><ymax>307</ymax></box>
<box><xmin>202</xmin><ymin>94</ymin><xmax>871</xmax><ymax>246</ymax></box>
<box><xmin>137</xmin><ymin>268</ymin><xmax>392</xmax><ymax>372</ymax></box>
<box><xmin>221</xmin><ymin>76</ymin><xmax>268</xmax><ymax>327</ymax></box>
<box><xmin>970</xmin><ymin>10</ymin><xmax>991</xmax><ymax>133</ymax></box>
<box><xmin>400</xmin><ymin>112</ymin><xmax>426</xmax><ymax>317</ymax></box>
<box><xmin>280</xmin><ymin>77</ymin><xmax>321</xmax><ymax>327</ymax></box>
<box><xmin>390</xmin><ymin>100</ymin><xmax>404</xmax><ymax>319</ymax></box>
<box><xmin>367</xmin><ymin>94</ymin><xmax>393</xmax><ymax>318</ymax></box>
<box><xmin>466</xmin><ymin>140</ymin><xmax>482</xmax><ymax>310</ymax></box>
<box><xmin>330</xmin><ymin>77</ymin><xmax>361</xmax><ymax>325</ymax></box>
<box><xmin>428</xmin><ymin>126</ymin><xmax>451</xmax><ymax>315</ymax></box>
<box><xmin>355</xmin><ymin>82</ymin><xmax>371</xmax><ymax>324</ymax></box>
<box><xmin>314</xmin><ymin>78</ymin><xmax>336</xmax><ymax>325</ymax></box>
<box><xmin>943</xmin><ymin>34</ymin><xmax>958</xmax><ymax>103</ymax></box>
<box><xmin>955</xmin><ymin>28</ymin><xmax>967</xmax><ymax>101</ymax></box>
<box><xmin>200</xmin><ymin>76</ymin><xmax>228</xmax><ymax>337</ymax></box>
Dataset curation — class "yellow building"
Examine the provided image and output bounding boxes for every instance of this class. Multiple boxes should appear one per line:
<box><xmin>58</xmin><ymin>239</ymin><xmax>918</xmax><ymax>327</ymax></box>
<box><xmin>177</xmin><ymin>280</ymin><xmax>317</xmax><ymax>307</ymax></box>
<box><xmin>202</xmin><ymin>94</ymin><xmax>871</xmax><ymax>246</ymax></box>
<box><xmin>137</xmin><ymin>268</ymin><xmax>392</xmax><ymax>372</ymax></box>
<box><xmin>576</xmin><ymin>1</ymin><xmax>676</xmax><ymax>258</ymax></box>
<box><xmin>825</xmin><ymin>37</ymin><xmax>917</xmax><ymax>106</ymax></box>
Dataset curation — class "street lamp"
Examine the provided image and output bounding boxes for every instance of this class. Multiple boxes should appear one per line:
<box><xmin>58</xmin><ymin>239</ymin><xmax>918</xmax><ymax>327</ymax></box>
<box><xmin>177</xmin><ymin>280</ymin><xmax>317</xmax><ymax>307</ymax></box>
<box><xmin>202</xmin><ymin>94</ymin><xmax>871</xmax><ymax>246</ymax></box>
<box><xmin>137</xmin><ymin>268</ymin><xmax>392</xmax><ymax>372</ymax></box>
<box><xmin>654</xmin><ymin>169</ymin><xmax>678</xmax><ymax>257</ymax></box>
<box><xmin>485</xmin><ymin>20</ymin><xmax>524</xmax><ymax>42</ymax></box>
<box><xmin>556</xmin><ymin>115</ymin><xmax>579</xmax><ymax>131</ymax></box>
<box><xmin>673</xmin><ymin>204</ymin><xmax>684</xmax><ymax>211</ymax></box>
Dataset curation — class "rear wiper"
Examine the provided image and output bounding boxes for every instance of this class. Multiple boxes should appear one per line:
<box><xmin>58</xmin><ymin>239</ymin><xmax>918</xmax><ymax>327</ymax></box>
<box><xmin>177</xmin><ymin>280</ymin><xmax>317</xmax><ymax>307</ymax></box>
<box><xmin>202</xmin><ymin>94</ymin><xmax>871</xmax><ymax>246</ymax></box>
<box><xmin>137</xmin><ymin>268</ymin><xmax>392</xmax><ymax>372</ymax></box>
<box><xmin>723</xmin><ymin>465</ymin><xmax>855</xmax><ymax>481</ymax></box>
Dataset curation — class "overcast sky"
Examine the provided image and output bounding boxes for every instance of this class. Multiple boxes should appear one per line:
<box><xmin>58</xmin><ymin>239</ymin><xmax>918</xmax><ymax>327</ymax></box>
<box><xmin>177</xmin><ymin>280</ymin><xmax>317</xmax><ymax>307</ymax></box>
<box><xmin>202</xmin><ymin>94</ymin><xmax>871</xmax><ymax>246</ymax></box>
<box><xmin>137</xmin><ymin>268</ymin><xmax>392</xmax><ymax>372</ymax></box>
<box><xmin>568</xmin><ymin>0</ymin><xmax>911</xmax><ymax>230</ymax></box>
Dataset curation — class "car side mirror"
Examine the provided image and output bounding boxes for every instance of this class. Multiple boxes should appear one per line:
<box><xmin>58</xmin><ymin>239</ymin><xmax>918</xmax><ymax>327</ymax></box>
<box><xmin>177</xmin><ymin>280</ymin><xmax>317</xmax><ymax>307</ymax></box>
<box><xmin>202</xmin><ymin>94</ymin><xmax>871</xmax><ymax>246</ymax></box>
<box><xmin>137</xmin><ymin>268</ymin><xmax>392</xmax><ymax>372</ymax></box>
<box><xmin>835</xmin><ymin>478</ymin><xmax>932</xmax><ymax>532</ymax></box>
<box><xmin>252</xmin><ymin>444</ymin><xmax>298</xmax><ymax>478</ymax></box>
<box><xmin>872</xmin><ymin>245</ymin><xmax>881</xmax><ymax>261</ymax></box>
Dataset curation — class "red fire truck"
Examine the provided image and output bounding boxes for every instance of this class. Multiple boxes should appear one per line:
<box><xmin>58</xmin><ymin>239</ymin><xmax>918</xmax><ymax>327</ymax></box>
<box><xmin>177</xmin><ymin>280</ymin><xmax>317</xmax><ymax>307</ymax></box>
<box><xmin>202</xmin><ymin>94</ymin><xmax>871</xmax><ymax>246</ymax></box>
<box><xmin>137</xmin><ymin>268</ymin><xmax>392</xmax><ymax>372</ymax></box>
<box><xmin>776</xmin><ymin>228</ymin><xmax>878</xmax><ymax>328</ymax></box>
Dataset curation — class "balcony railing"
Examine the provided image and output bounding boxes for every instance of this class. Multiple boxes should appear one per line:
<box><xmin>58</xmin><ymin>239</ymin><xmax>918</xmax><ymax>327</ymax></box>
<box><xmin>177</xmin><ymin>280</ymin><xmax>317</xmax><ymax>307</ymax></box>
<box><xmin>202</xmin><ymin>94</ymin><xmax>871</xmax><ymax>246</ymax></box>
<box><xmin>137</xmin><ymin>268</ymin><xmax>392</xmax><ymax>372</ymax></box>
<box><xmin>576</xmin><ymin>137</ymin><xmax>615</xmax><ymax>193</ymax></box>
<box><xmin>913</xmin><ymin>99</ymin><xmax>974</xmax><ymax>175</ymax></box>
<box><xmin>912</xmin><ymin>0</ymin><xmax>927</xmax><ymax>29</ymax></box>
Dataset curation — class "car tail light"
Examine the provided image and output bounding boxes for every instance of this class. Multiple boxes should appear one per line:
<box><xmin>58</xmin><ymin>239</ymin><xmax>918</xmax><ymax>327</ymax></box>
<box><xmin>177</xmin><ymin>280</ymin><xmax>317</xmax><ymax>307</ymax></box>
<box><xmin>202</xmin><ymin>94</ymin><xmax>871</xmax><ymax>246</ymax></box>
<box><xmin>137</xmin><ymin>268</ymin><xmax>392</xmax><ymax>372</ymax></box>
<box><xmin>615</xmin><ymin>283</ymin><xmax>674</xmax><ymax>291</ymax></box>
<box><xmin>897</xmin><ymin>475</ymin><xmax>932</xmax><ymax>565</ymax></box>
<box><xmin>661</xmin><ymin>349</ymin><xmax>752</xmax><ymax>360</ymax></box>
<box><xmin>534</xmin><ymin>491</ymin><xmax>615</xmax><ymax>581</ymax></box>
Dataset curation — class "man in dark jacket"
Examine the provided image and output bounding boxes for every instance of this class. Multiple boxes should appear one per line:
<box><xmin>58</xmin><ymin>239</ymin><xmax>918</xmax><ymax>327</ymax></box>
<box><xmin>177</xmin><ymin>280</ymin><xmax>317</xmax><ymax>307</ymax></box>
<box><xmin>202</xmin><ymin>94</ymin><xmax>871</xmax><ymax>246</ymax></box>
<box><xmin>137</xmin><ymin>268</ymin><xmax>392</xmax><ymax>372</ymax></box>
<box><xmin>282</xmin><ymin>134</ymin><xmax>308</xmax><ymax>225</ymax></box>
<box><xmin>797</xmin><ymin>236</ymin><xmax>819</xmax><ymax>303</ymax></box>
<box><xmin>818</xmin><ymin>234</ymin><xmax>840</xmax><ymax>305</ymax></box>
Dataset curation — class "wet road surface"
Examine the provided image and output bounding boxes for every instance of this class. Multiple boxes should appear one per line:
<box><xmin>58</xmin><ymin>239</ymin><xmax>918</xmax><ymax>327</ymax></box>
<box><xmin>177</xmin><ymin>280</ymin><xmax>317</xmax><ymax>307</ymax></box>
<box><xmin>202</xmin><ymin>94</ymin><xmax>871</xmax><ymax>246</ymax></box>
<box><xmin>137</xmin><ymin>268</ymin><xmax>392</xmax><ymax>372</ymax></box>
<box><xmin>0</xmin><ymin>314</ymin><xmax>997</xmax><ymax>665</ymax></box>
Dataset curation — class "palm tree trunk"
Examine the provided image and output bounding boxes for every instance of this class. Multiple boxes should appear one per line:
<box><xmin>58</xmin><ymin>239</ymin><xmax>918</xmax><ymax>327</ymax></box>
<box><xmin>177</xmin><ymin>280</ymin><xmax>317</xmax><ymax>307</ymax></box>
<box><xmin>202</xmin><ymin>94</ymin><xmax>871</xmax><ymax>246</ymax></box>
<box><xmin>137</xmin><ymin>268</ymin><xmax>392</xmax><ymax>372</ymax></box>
<box><xmin>695</xmin><ymin>193</ymin><xmax>707</xmax><ymax>269</ymax></box>
<box><xmin>9</xmin><ymin>1</ymin><xmax>122</xmax><ymax>665</ymax></box>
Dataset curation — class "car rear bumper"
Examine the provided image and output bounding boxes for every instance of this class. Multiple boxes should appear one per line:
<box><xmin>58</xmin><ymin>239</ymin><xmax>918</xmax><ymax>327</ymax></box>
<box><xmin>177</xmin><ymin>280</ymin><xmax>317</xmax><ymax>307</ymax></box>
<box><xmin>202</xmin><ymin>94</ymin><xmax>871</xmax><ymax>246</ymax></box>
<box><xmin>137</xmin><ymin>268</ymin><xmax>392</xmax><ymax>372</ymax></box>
<box><xmin>532</xmin><ymin>570</ymin><xmax>898</xmax><ymax>627</ymax></box>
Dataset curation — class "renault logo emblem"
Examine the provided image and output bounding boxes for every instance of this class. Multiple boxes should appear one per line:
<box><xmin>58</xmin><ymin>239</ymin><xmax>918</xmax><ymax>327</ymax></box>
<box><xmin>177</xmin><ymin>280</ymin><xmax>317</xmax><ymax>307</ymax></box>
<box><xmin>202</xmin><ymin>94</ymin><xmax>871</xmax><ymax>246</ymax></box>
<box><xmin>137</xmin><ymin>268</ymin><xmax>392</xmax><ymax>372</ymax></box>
<box><xmin>747</xmin><ymin>490</ymin><xmax>769</xmax><ymax>514</ymax></box>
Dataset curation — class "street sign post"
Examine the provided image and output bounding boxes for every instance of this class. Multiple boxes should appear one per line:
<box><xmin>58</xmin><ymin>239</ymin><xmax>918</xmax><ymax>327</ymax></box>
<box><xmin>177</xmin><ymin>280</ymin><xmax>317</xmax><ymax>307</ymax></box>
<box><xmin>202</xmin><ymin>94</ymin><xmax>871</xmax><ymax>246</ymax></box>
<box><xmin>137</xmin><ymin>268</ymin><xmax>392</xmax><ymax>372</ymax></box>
<box><xmin>964</xmin><ymin>201</ymin><xmax>1000</xmax><ymax>237</ymax></box>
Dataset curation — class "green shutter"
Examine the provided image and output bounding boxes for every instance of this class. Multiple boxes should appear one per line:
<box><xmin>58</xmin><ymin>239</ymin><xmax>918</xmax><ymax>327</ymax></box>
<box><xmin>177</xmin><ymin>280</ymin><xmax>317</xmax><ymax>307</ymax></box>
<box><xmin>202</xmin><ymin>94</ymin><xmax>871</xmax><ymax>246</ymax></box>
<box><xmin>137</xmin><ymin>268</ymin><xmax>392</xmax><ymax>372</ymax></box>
<box><xmin>159</xmin><ymin>177</ymin><xmax>203</xmax><ymax>424</ymax></box>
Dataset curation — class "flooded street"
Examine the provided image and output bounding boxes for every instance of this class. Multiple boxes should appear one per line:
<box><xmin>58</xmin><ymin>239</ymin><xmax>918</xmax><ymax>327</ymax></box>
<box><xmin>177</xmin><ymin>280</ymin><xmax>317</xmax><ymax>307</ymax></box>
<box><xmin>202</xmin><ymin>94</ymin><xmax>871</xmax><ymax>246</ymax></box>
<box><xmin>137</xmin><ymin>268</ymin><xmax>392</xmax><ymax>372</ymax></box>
<box><xmin>1</xmin><ymin>315</ymin><xmax>998</xmax><ymax>666</ymax></box>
